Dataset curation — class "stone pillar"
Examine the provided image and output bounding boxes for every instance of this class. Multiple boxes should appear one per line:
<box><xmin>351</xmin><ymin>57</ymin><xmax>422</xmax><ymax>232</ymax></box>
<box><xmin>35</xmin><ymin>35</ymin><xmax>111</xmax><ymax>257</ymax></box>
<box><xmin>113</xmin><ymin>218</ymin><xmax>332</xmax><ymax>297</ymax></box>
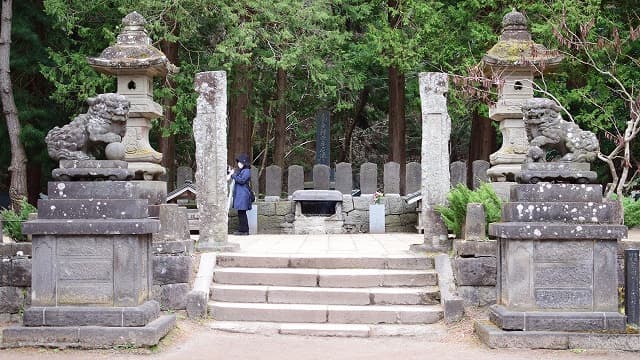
<box><xmin>193</xmin><ymin>71</ymin><xmax>238</xmax><ymax>252</ymax></box>
<box><xmin>412</xmin><ymin>72</ymin><xmax>451</xmax><ymax>253</ymax></box>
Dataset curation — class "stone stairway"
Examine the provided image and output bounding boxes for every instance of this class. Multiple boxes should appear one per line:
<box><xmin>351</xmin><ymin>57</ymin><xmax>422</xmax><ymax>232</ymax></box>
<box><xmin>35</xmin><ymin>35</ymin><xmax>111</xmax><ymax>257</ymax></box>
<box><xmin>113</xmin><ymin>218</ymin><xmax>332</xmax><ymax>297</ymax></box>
<box><xmin>207</xmin><ymin>253</ymin><xmax>444</xmax><ymax>337</ymax></box>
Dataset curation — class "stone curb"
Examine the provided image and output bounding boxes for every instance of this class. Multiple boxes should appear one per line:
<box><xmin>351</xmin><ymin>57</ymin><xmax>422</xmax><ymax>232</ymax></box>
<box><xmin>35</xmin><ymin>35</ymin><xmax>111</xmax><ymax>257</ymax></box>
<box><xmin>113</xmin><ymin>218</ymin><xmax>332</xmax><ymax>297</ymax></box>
<box><xmin>434</xmin><ymin>254</ymin><xmax>464</xmax><ymax>323</ymax></box>
<box><xmin>474</xmin><ymin>320</ymin><xmax>640</xmax><ymax>351</ymax></box>
<box><xmin>186</xmin><ymin>252</ymin><xmax>216</xmax><ymax>318</ymax></box>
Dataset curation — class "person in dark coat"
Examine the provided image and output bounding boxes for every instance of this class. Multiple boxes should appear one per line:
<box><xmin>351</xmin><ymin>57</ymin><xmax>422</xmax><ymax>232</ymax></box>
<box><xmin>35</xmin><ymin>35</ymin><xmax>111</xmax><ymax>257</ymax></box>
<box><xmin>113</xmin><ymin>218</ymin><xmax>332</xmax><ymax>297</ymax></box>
<box><xmin>228</xmin><ymin>153</ymin><xmax>252</xmax><ymax>235</ymax></box>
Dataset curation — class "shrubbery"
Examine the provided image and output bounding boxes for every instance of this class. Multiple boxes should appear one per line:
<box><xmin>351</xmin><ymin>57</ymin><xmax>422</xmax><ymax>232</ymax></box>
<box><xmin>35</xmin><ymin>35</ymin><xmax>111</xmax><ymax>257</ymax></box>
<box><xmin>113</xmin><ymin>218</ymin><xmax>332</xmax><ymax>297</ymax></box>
<box><xmin>1</xmin><ymin>198</ymin><xmax>37</xmax><ymax>242</ymax></box>
<box><xmin>621</xmin><ymin>196</ymin><xmax>640</xmax><ymax>228</ymax></box>
<box><xmin>435</xmin><ymin>183</ymin><xmax>502</xmax><ymax>238</ymax></box>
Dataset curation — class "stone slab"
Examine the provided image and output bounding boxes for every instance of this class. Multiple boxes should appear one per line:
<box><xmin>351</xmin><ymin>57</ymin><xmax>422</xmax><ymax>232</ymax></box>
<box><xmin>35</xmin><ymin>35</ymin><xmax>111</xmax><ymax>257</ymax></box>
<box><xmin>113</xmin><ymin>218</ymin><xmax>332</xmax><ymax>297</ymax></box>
<box><xmin>268</xmin><ymin>287</ymin><xmax>371</xmax><ymax>305</ymax></box>
<box><xmin>475</xmin><ymin>320</ymin><xmax>640</xmax><ymax>351</ymax></box>
<box><xmin>488</xmin><ymin>304</ymin><xmax>626</xmax><ymax>332</ymax></box>
<box><xmin>0</xmin><ymin>242</ymin><xmax>32</xmax><ymax>257</ymax></box>
<box><xmin>152</xmin><ymin>239</ymin><xmax>195</xmax><ymax>255</ymax></box>
<box><xmin>433</xmin><ymin>254</ymin><xmax>464</xmax><ymax>323</ymax></box>
<box><xmin>59</xmin><ymin>160</ymin><xmax>129</xmax><ymax>169</ymax></box>
<box><xmin>209</xmin><ymin>302</ymin><xmax>327</xmax><ymax>323</ymax></box>
<box><xmin>153</xmin><ymin>255</ymin><xmax>193</xmax><ymax>285</ymax></box>
<box><xmin>22</xmin><ymin>301</ymin><xmax>160</xmax><ymax>327</ymax></box>
<box><xmin>158</xmin><ymin>283</ymin><xmax>189</xmax><ymax>310</ymax></box>
<box><xmin>37</xmin><ymin>199</ymin><xmax>148</xmax><ymax>220</ymax></box>
<box><xmin>453</xmin><ymin>257</ymin><xmax>496</xmax><ymax>286</ymax></box>
<box><xmin>453</xmin><ymin>240</ymin><xmax>497</xmax><ymax>257</ymax></box>
<box><xmin>510</xmin><ymin>184</ymin><xmax>603</xmax><ymax>203</ymax></box>
<box><xmin>23</xmin><ymin>219</ymin><xmax>159</xmax><ymax>235</ymax></box>
<box><xmin>279</xmin><ymin>323</ymin><xmax>370</xmax><ymax>337</ymax></box>
<box><xmin>0</xmin><ymin>257</ymin><xmax>31</xmax><ymax>287</ymax></box>
<box><xmin>458</xmin><ymin>286</ymin><xmax>496</xmax><ymax>306</ymax></box>
<box><xmin>186</xmin><ymin>252</ymin><xmax>216</xmax><ymax>319</ymax></box>
<box><xmin>52</xmin><ymin>167</ymin><xmax>133</xmax><ymax>181</ymax></box>
<box><xmin>489</xmin><ymin>222</ymin><xmax>627</xmax><ymax>240</ymax></box>
<box><xmin>502</xmin><ymin>201</ymin><xmax>621</xmax><ymax>223</ymax></box>
<box><xmin>318</xmin><ymin>269</ymin><xmax>436</xmax><ymax>288</ymax></box>
<box><xmin>47</xmin><ymin>181</ymin><xmax>167</xmax><ymax>205</ymax></box>
<box><xmin>211</xmin><ymin>284</ymin><xmax>268</xmax><ymax>303</ymax></box>
<box><xmin>2</xmin><ymin>314</ymin><xmax>175</xmax><ymax>349</ymax></box>
<box><xmin>0</xmin><ymin>287</ymin><xmax>25</xmax><ymax>313</ymax></box>
<box><xmin>327</xmin><ymin>304</ymin><xmax>442</xmax><ymax>324</ymax></box>
<box><xmin>213</xmin><ymin>268</ymin><xmax>318</xmax><ymax>287</ymax></box>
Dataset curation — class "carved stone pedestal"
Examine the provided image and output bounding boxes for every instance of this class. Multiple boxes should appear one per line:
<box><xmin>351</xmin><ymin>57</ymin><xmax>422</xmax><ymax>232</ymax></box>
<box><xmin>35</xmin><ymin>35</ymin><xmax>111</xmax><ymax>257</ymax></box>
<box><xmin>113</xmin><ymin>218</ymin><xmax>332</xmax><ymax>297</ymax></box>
<box><xmin>2</xmin><ymin>167</ymin><xmax>175</xmax><ymax>348</ymax></box>
<box><xmin>488</xmin><ymin>183</ymin><xmax>626</xmax><ymax>332</ymax></box>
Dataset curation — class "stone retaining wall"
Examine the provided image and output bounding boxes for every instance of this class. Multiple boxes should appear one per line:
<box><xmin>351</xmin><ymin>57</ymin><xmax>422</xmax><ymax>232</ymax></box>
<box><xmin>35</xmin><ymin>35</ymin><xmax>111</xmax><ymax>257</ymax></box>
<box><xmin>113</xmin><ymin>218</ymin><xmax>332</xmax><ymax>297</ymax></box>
<box><xmin>229</xmin><ymin>194</ymin><xmax>418</xmax><ymax>234</ymax></box>
<box><xmin>452</xmin><ymin>239</ymin><xmax>497</xmax><ymax>307</ymax></box>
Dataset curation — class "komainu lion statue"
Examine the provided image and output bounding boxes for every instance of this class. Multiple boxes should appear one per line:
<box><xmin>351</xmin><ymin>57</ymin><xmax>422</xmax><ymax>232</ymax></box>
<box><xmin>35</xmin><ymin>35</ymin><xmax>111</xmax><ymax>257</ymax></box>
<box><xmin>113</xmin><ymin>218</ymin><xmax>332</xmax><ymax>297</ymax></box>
<box><xmin>45</xmin><ymin>93</ymin><xmax>130</xmax><ymax>161</ymax></box>
<box><xmin>523</xmin><ymin>98</ymin><xmax>599</xmax><ymax>163</ymax></box>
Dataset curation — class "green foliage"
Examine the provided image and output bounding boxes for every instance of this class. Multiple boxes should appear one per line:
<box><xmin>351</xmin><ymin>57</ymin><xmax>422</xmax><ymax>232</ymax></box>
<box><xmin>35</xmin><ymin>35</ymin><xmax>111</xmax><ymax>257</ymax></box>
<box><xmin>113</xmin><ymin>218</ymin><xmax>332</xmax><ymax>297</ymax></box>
<box><xmin>622</xmin><ymin>197</ymin><xmax>640</xmax><ymax>228</ymax></box>
<box><xmin>1</xmin><ymin>198</ymin><xmax>37</xmax><ymax>242</ymax></box>
<box><xmin>435</xmin><ymin>183</ymin><xmax>502</xmax><ymax>239</ymax></box>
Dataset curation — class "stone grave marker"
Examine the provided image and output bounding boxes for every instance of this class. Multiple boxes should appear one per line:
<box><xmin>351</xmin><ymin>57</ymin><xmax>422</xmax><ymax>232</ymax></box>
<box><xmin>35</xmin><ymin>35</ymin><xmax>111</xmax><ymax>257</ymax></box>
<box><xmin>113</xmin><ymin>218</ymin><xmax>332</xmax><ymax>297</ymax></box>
<box><xmin>176</xmin><ymin>166</ymin><xmax>193</xmax><ymax>186</ymax></box>
<box><xmin>287</xmin><ymin>165</ymin><xmax>304</xmax><ymax>195</ymax></box>
<box><xmin>265</xmin><ymin>165</ymin><xmax>282</xmax><ymax>197</ymax></box>
<box><xmin>313</xmin><ymin>164</ymin><xmax>330</xmax><ymax>190</ymax></box>
<box><xmin>335</xmin><ymin>162</ymin><xmax>353</xmax><ymax>194</ymax></box>
<box><xmin>315</xmin><ymin>110</ymin><xmax>331</xmax><ymax>166</ymax></box>
<box><xmin>360</xmin><ymin>162</ymin><xmax>377</xmax><ymax>194</ymax></box>
<box><xmin>450</xmin><ymin>161</ymin><xmax>467</xmax><ymax>188</ymax></box>
<box><xmin>405</xmin><ymin>161</ymin><xmax>421</xmax><ymax>194</ymax></box>
<box><xmin>384</xmin><ymin>161</ymin><xmax>400</xmax><ymax>194</ymax></box>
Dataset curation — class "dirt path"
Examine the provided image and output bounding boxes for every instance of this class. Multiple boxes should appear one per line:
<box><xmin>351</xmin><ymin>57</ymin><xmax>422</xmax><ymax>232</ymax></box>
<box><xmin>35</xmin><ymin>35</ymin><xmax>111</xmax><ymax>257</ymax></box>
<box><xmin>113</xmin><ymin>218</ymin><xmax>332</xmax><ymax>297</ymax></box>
<box><xmin>1</xmin><ymin>311</ymin><xmax>638</xmax><ymax>360</ymax></box>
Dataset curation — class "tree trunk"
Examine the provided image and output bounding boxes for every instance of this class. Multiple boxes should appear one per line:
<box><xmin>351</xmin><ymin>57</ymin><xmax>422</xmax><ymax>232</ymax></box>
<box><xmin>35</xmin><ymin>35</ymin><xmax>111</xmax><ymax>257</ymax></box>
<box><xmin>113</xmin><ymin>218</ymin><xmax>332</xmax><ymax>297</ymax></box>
<box><xmin>387</xmin><ymin>0</ymin><xmax>406</xmax><ymax>194</ymax></box>
<box><xmin>228</xmin><ymin>64</ymin><xmax>253</xmax><ymax>164</ymax></box>
<box><xmin>467</xmin><ymin>106</ymin><xmax>496</xmax><ymax>186</ymax></box>
<box><xmin>0</xmin><ymin>0</ymin><xmax>28</xmax><ymax>211</ymax></box>
<box><xmin>388</xmin><ymin>65</ymin><xmax>406</xmax><ymax>194</ymax></box>
<box><xmin>273</xmin><ymin>68</ymin><xmax>287</xmax><ymax>168</ymax></box>
<box><xmin>159</xmin><ymin>32</ymin><xmax>179</xmax><ymax>191</ymax></box>
<box><xmin>340</xmin><ymin>86</ymin><xmax>370</xmax><ymax>163</ymax></box>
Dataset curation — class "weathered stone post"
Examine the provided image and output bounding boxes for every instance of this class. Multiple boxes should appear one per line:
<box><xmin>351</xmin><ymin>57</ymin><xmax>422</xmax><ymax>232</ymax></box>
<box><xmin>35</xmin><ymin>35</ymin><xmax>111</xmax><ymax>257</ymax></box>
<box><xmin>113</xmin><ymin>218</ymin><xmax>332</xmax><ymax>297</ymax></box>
<box><xmin>194</xmin><ymin>71</ymin><xmax>238</xmax><ymax>252</ymax></box>
<box><xmin>412</xmin><ymin>72</ymin><xmax>451</xmax><ymax>252</ymax></box>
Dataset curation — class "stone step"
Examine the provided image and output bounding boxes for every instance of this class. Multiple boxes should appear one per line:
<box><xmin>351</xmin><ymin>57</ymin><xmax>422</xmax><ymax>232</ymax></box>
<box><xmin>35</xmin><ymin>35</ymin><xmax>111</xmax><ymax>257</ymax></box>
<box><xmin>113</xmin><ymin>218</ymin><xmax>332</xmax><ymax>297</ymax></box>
<box><xmin>213</xmin><ymin>268</ymin><xmax>438</xmax><ymax>287</ymax></box>
<box><xmin>37</xmin><ymin>199</ymin><xmax>149</xmax><ymax>220</ymax></box>
<box><xmin>501</xmin><ymin>201</ymin><xmax>621</xmax><ymax>224</ymax></box>
<box><xmin>211</xmin><ymin>284</ymin><xmax>440</xmax><ymax>305</ymax></box>
<box><xmin>208</xmin><ymin>302</ymin><xmax>443</xmax><ymax>324</ymax></box>
<box><xmin>216</xmin><ymin>253</ymin><xmax>433</xmax><ymax>270</ymax></box>
<box><xmin>509</xmin><ymin>184</ymin><xmax>603</xmax><ymax>203</ymax></box>
<box><xmin>209</xmin><ymin>321</ymin><xmax>447</xmax><ymax>338</ymax></box>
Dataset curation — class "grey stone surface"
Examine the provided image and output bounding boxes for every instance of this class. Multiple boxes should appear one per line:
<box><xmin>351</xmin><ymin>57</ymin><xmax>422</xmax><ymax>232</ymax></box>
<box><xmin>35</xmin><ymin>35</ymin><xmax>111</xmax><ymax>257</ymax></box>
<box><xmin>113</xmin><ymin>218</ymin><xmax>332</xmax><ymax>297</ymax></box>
<box><xmin>0</xmin><ymin>257</ymin><xmax>32</xmax><ymax>287</ymax></box>
<box><xmin>405</xmin><ymin>162</ymin><xmax>421</xmax><ymax>194</ymax></box>
<box><xmin>335</xmin><ymin>162</ymin><xmax>353</xmax><ymax>195</ymax></box>
<box><xmin>453</xmin><ymin>240</ymin><xmax>497</xmax><ymax>257</ymax></box>
<box><xmin>510</xmin><ymin>183</ymin><xmax>603</xmax><ymax>202</ymax></box>
<box><xmin>251</xmin><ymin>166</ymin><xmax>259</xmax><ymax>196</ymax></box>
<box><xmin>176</xmin><ymin>166</ymin><xmax>193</xmax><ymax>186</ymax></box>
<box><xmin>489</xmin><ymin>304</ymin><xmax>625</xmax><ymax>332</ymax></box>
<box><xmin>23</xmin><ymin>301</ymin><xmax>160</xmax><ymax>327</ymax></box>
<box><xmin>313</xmin><ymin>164</ymin><xmax>330</xmax><ymax>190</ymax></box>
<box><xmin>194</xmin><ymin>71</ymin><xmax>231</xmax><ymax>249</ymax></box>
<box><xmin>23</xmin><ymin>219</ymin><xmax>159</xmax><ymax>235</ymax></box>
<box><xmin>359</xmin><ymin>162</ymin><xmax>377</xmax><ymax>194</ymax></box>
<box><xmin>450</xmin><ymin>161</ymin><xmax>467</xmax><ymax>188</ymax></box>
<box><xmin>158</xmin><ymin>283</ymin><xmax>189</xmax><ymax>310</ymax></box>
<box><xmin>45</xmin><ymin>94</ymin><xmax>129</xmax><ymax>161</ymax></box>
<box><xmin>265</xmin><ymin>165</ymin><xmax>282</xmax><ymax>197</ymax></box>
<box><xmin>2</xmin><ymin>314</ymin><xmax>176</xmax><ymax>349</ymax></box>
<box><xmin>518</xmin><ymin>161</ymin><xmax>597</xmax><ymax>184</ymax></box>
<box><xmin>457</xmin><ymin>286</ymin><xmax>496</xmax><ymax>306</ymax></box>
<box><xmin>315</xmin><ymin>110</ymin><xmax>331</xmax><ymax>166</ymax></box>
<box><xmin>383</xmin><ymin>162</ymin><xmax>400</xmax><ymax>194</ymax></box>
<box><xmin>419</xmin><ymin>72</ymin><xmax>451</xmax><ymax>250</ymax></box>
<box><xmin>186</xmin><ymin>252</ymin><xmax>216</xmax><ymax>319</ymax></box>
<box><xmin>38</xmin><ymin>199</ymin><xmax>148</xmax><ymax>220</ymax></box>
<box><xmin>153</xmin><ymin>255</ymin><xmax>193</xmax><ymax>285</ymax></box>
<box><xmin>287</xmin><ymin>165</ymin><xmax>304</xmax><ymax>195</ymax></box>
<box><xmin>489</xmin><ymin>223</ymin><xmax>626</xmax><ymax>240</ymax></box>
<box><xmin>472</xmin><ymin>160</ymin><xmax>490</xmax><ymax>189</ymax></box>
<box><xmin>153</xmin><ymin>203</ymin><xmax>191</xmax><ymax>242</ymax></box>
<box><xmin>434</xmin><ymin>254</ymin><xmax>464</xmax><ymax>323</ymax></box>
<box><xmin>501</xmin><ymin>201</ymin><xmax>620</xmax><ymax>224</ymax></box>
<box><xmin>0</xmin><ymin>287</ymin><xmax>24</xmax><ymax>313</ymax></box>
<box><xmin>291</xmin><ymin>190</ymin><xmax>342</xmax><ymax>202</ymax></box>
<box><xmin>463</xmin><ymin>203</ymin><xmax>486</xmax><ymax>241</ymax></box>
<box><xmin>453</xmin><ymin>257</ymin><xmax>496</xmax><ymax>286</ymax></box>
<box><xmin>0</xmin><ymin>242</ymin><xmax>32</xmax><ymax>258</ymax></box>
<box><xmin>47</xmin><ymin>180</ymin><xmax>167</xmax><ymax>205</ymax></box>
<box><xmin>475</xmin><ymin>320</ymin><xmax>640</xmax><ymax>350</ymax></box>
<box><xmin>52</xmin><ymin>167</ymin><xmax>133</xmax><ymax>181</ymax></box>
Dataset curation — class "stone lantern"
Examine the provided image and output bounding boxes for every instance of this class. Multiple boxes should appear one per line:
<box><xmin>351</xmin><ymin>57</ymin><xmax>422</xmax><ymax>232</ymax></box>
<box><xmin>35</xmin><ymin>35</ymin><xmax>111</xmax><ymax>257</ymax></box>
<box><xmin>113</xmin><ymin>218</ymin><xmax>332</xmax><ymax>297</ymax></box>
<box><xmin>482</xmin><ymin>9</ymin><xmax>563</xmax><ymax>183</ymax></box>
<box><xmin>88</xmin><ymin>11</ymin><xmax>175</xmax><ymax>180</ymax></box>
